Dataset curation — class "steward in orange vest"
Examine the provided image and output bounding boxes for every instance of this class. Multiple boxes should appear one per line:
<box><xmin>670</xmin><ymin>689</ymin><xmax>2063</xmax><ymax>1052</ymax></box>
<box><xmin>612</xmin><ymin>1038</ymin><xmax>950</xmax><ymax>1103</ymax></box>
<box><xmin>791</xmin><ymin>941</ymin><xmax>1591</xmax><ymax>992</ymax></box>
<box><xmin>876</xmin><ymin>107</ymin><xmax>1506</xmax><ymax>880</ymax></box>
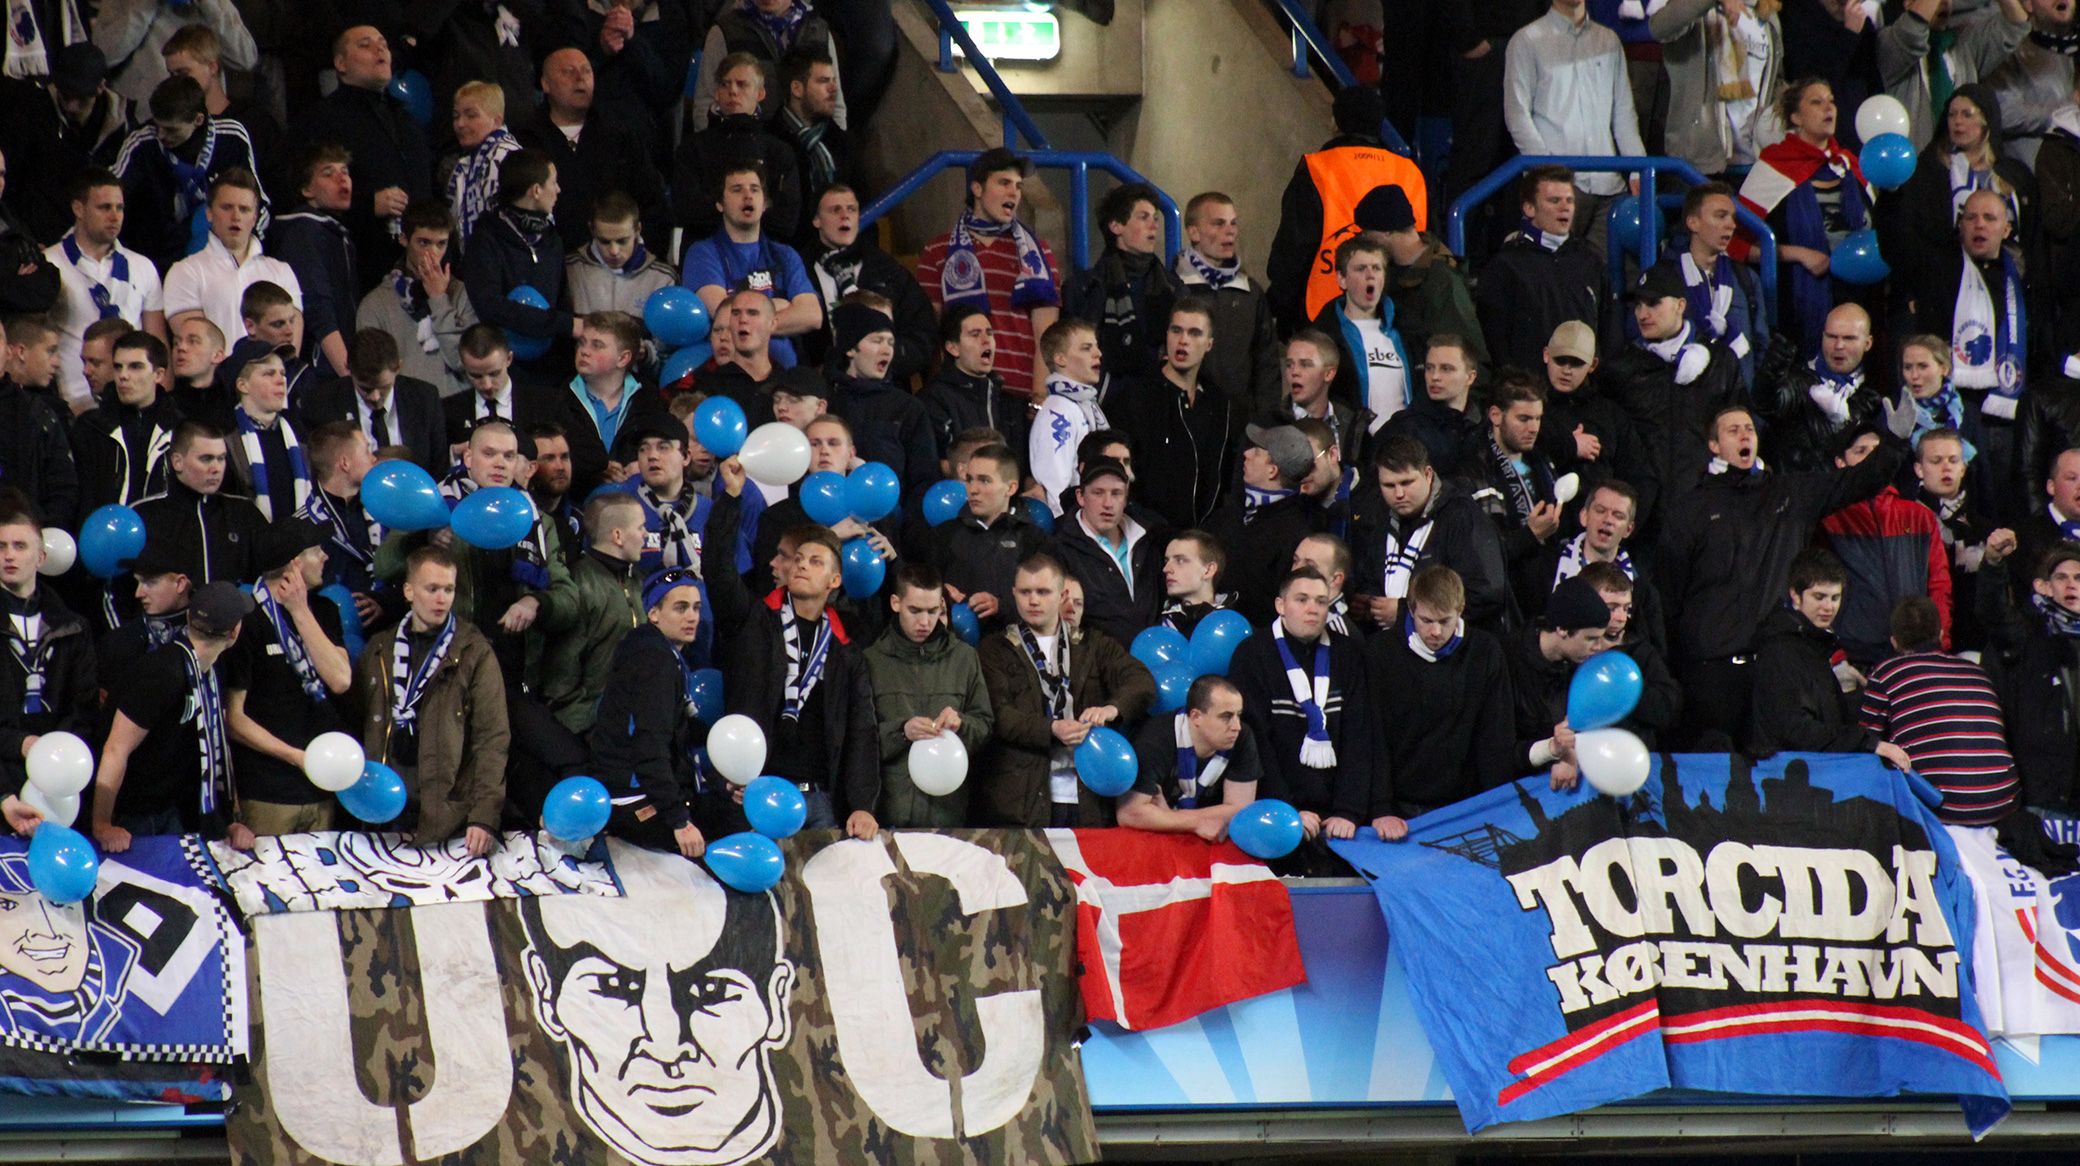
<box><xmin>1268</xmin><ymin>86</ymin><xmax>1428</xmax><ymax>336</ymax></box>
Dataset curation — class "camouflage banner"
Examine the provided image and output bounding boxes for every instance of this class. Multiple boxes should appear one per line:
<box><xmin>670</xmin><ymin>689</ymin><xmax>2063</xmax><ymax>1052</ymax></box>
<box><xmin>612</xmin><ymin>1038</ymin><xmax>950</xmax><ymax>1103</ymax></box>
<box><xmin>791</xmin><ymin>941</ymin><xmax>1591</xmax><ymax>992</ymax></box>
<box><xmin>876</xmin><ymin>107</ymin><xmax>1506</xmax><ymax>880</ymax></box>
<box><xmin>226</xmin><ymin>831</ymin><xmax>1098</xmax><ymax>1166</ymax></box>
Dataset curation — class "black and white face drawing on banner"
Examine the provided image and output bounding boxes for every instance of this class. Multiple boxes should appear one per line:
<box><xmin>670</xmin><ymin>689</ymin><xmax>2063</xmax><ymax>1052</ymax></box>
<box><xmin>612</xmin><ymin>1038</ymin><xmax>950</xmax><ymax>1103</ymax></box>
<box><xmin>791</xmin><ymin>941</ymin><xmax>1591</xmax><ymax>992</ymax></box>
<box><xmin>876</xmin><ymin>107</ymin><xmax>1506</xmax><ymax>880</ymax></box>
<box><xmin>521</xmin><ymin>850</ymin><xmax>796</xmax><ymax>1165</ymax></box>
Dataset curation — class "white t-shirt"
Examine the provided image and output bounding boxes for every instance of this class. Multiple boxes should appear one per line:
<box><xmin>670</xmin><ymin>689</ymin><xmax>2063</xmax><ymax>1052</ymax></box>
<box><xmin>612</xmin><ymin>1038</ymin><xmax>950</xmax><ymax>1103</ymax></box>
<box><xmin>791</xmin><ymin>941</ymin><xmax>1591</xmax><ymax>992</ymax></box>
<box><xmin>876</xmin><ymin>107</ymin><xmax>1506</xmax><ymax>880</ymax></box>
<box><xmin>1034</xmin><ymin>631</ymin><xmax>1079</xmax><ymax>804</ymax></box>
<box><xmin>162</xmin><ymin>234</ymin><xmax>302</xmax><ymax>350</ymax></box>
<box><xmin>1352</xmin><ymin>315</ymin><xmax>1407</xmax><ymax>428</ymax></box>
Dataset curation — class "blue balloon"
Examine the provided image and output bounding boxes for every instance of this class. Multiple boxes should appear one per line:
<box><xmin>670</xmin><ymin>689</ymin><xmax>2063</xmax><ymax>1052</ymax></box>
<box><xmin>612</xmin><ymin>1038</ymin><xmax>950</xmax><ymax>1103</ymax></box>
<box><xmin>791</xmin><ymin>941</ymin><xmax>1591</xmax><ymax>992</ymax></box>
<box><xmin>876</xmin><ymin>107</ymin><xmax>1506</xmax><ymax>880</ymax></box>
<box><xmin>1567</xmin><ymin>649</ymin><xmax>1646</xmax><ymax>731</ymax></box>
<box><xmin>1187</xmin><ymin>609</ymin><xmax>1253</xmax><ymax>677</ymax></box>
<box><xmin>1074</xmin><ymin>726</ymin><xmax>1137</xmax><ymax>797</ymax></box>
<box><xmin>706</xmin><ymin>831</ymin><xmax>785</xmax><ymax>892</ymax></box>
<box><xmin>1020</xmin><ymin>496</ymin><xmax>1055</xmax><ymax>534</ymax></box>
<box><xmin>1228</xmin><ymin>798</ymin><xmax>1304</xmax><ymax>860</ymax></box>
<box><xmin>27</xmin><ymin>823</ymin><xmax>98</xmax><ymax>905</ymax></box>
<box><xmin>1131</xmin><ymin>625</ymin><xmax>1190</xmax><ymax>671</ymax></box>
<box><xmin>78</xmin><ymin>504</ymin><xmax>145</xmax><ymax>578</ymax></box>
<box><xmin>451</xmin><ymin>486</ymin><xmax>538</xmax><ymax>550</ymax></box>
<box><xmin>743</xmin><ymin>776</ymin><xmax>807</xmax><ymax>840</ymax></box>
<box><xmin>692</xmin><ymin>396</ymin><xmax>748</xmax><ymax>459</ymax></box>
<box><xmin>1830</xmin><ymin>228</ymin><xmax>1889</xmax><ymax>286</ymax></box>
<box><xmin>643</xmin><ymin>286</ymin><xmax>711</xmax><ymax>349</ymax></box>
<box><xmin>949</xmin><ymin>601</ymin><xmax>980</xmax><ymax>645</ymax></box>
<box><xmin>840</xmin><ymin>537</ymin><xmax>885</xmax><ymax>598</ymax></box>
<box><xmin>1609</xmin><ymin>194</ymin><xmax>1644</xmax><ymax>254</ymax></box>
<box><xmin>662</xmin><ymin>344</ymin><xmax>712</xmax><ymax>387</ymax></box>
<box><xmin>362</xmin><ymin>459</ymin><xmax>447</xmax><ymax>531</ymax></box>
<box><xmin>923</xmin><ymin>479</ymin><xmax>968</xmax><ymax>527</ymax></box>
<box><xmin>385</xmin><ymin>69</ymin><xmax>433</xmax><ymax>126</ymax></box>
<box><xmin>800</xmin><ymin>471</ymin><xmax>851</xmax><ymax>526</ymax></box>
<box><xmin>542</xmin><ymin>776</ymin><xmax>612</xmax><ymax>842</ymax></box>
<box><xmin>845</xmin><ymin>463</ymin><xmax>900</xmax><ymax>523</ymax></box>
<box><xmin>1152</xmin><ymin>661</ymin><xmax>1194</xmax><ymax>715</ymax></box>
<box><xmin>505</xmin><ymin>286</ymin><xmax>552</xmax><ymax>360</ymax></box>
<box><xmin>1861</xmin><ymin>132</ymin><xmax>1916</xmax><ymax>191</ymax></box>
<box><xmin>688</xmin><ymin>667</ymin><xmax>725</xmax><ymax>725</ymax></box>
<box><xmin>338</xmin><ymin>761</ymin><xmax>408</xmax><ymax>824</ymax></box>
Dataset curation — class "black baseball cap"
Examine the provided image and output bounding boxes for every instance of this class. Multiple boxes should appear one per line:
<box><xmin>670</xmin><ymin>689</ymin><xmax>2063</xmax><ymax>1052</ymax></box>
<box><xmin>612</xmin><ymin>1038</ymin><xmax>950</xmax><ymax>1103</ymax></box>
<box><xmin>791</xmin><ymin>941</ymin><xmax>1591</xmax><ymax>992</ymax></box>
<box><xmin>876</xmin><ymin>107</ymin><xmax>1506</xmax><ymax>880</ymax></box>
<box><xmin>1078</xmin><ymin>458</ymin><xmax>1130</xmax><ymax>490</ymax></box>
<box><xmin>1630</xmin><ymin>264</ymin><xmax>1687</xmax><ymax>305</ymax></box>
<box><xmin>252</xmin><ymin>517</ymin><xmax>328</xmax><ymax>576</ymax></box>
<box><xmin>189</xmin><ymin>581</ymin><xmax>255</xmax><ymax>637</ymax></box>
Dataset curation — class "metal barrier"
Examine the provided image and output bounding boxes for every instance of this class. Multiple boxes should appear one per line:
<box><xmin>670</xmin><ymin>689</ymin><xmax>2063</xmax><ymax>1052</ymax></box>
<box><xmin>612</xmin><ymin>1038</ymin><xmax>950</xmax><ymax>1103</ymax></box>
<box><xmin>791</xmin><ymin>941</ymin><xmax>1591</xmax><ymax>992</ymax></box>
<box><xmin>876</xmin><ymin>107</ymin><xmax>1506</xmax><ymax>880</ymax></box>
<box><xmin>924</xmin><ymin>0</ymin><xmax>1052</xmax><ymax>150</ymax></box>
<box><xmin>1260</xmin><ymin>0</ymin><xmax>1414</xmax><ymax>156</ymax></box>
<box><xmin>1445</xmin><ymin>155</ymin><xmax>1779</xmax><ymax>330</ymax></box>
<box><xmin>861</xmin><ymin>149</ymin><xmax>1182</xmax><ymax>272</ymax></box>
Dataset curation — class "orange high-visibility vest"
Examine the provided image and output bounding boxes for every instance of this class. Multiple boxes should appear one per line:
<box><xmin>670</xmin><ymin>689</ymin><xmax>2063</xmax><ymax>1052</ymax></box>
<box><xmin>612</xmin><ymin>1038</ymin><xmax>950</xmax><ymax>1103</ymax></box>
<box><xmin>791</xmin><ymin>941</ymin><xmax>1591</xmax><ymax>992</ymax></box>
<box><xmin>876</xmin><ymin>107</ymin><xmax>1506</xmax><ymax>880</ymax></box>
<box><xmin>1300</xmin><ymin>145</ymin><xmax>1429</xmax><ymax>322</ymax></box>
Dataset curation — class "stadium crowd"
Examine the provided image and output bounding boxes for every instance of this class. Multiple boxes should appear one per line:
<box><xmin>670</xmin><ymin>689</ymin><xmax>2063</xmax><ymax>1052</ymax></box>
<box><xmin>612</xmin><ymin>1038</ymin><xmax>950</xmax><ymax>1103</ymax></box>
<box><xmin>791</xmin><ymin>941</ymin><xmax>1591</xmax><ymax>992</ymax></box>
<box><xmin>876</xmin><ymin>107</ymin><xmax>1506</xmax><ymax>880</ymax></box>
<box><xmin>0</xmin><ymin>0</ymin><xmax>2072</xmax><ymax>877</ymax></box>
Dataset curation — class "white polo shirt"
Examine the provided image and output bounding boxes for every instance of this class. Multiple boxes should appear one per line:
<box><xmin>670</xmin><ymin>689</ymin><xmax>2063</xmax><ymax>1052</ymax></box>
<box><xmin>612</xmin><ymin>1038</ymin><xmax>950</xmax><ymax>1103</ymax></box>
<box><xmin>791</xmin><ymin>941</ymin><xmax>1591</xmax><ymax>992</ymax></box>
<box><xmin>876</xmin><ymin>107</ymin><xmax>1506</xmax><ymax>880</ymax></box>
<box><xmin>46</xmin><ymin>232</ymin><xmax>163</xmax><ymax>407</ymax></box>
<box><xmin>161</xmin><ymin>233</ymin><xmax>302</xmax><ymax>349</ymax></box>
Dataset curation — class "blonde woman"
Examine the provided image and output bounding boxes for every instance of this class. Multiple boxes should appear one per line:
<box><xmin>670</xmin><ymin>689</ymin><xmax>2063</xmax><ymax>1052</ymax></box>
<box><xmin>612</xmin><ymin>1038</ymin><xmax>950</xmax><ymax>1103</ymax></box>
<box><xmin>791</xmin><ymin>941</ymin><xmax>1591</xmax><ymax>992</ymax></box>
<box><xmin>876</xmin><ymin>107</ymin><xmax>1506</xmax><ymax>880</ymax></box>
<box><xmin>445</xmin><ymin>81</ymin><xmax>520</xmax><ymax>243</ymax></box>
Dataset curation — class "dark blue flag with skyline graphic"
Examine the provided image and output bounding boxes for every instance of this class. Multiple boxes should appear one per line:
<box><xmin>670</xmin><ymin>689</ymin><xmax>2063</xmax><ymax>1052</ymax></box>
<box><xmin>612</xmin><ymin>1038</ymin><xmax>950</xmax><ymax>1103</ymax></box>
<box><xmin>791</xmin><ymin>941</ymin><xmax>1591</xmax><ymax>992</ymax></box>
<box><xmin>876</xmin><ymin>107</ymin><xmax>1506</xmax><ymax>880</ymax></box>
<box><xmin>1333</xmin><ymin>753</ymin><xmax>2010</xmax><ymax>1136</ymax></box>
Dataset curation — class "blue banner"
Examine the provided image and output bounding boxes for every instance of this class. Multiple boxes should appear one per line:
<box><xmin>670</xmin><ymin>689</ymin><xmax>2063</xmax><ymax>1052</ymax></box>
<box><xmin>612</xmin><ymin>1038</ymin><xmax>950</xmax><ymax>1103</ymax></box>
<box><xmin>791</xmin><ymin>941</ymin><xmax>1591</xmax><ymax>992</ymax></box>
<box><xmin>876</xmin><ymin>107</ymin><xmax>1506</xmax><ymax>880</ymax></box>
<box><xmin>0</xmin><ymin>834</ymin><xmax>246</xmax><ymax>1100</ymax></box>
<box><xmin>1332</xmin><ymin>753</ymin><xmax>2010</xmax><ymax>1136</ymax></box>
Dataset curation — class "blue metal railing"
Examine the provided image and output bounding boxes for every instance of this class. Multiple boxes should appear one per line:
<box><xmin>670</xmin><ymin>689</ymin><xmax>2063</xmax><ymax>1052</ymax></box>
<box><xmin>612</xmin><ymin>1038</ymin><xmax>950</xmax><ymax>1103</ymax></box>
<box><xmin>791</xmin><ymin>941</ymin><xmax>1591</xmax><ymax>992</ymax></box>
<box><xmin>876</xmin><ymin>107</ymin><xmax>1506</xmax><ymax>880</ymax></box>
<box><xmin>924</xmin><ymin>0</ymin><xmax>1051</xmax><ymax>151</ymax></box>
<box><xmin>861</xmin><ymin>150</ymin><xmax>1182</xmax><ymax>273</ymax></box>
<box><xmin>1261</xmin><ymin>0</ymin><xmax>1414</xmax><ymax>156</ymax></box>
<box><xmin>1445</xmin><ymin>155</ymin><xmax>1779</xmax><ymax>330</ymax></box>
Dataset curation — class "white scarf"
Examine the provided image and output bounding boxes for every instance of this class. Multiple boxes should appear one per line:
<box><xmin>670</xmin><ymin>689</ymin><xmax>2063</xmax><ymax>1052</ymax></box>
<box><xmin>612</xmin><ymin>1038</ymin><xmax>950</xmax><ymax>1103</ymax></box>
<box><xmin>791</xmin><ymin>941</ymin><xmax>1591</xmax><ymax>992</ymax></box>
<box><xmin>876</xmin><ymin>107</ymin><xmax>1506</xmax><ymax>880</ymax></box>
<box><xmin>236</xmin><ymin>408</ymin><xmax>312</xmax><ymax>522</ymax></box>
<box><xmin>1406</xmin><ymin>614</ymin><xmax>1463</xmax><ymax>663</ymax></box>
<box><xmin>781</xmin><ymin>609</ymin><xmax>833</xmax><ymax>722</ymax></box>
<box><xmin>1679</xmin><ymin>253</ymin><xmax>1750</xmax><ymax>359</ymax></box>
<box><xmin>1271</xmin><ymin>622</ymin><xmax>1336</xmax><ymax>769</ymax></box>
<box><xmin>1381</xmin><ymin>514</ymin><xmax>1434</xmax><ymax>599</ymax></box>
<box><xmin>1639</xmin><ymin>322</ymin><xmax>1712</xmax><ymax>386</ymax></box>
<box><xmin>1946</xmin><ymin>150</ymin><xmax>2016</xmax><ymax>228</ymax></box>
<box><xmin>1172</xmin><ymin>712</ymin><xmax>1228</xmax><ymax>806</ymax></box>
<box><xmin>1552</xmin><ymin>532</ymin><xmax>1635</xmax><ymax>589</ymax></box>
<box><xmin>1805</xmin><ymin>354</ymin><xmax>1863</xmax><ymax>426</ymax></box>
<box><xmin>3</xmin><ymin>0</ymin><xmax>84</xmax><ymax>80</ymax></box>
<box><xmin>1952</xmin><ymin>255</ymin><xmax>2001</xmax><ymax>390</ymax></box>
<box><xmin>1044</xmin><ymin>373</ymin><xmax>1107</xmax><ymax>432</ymax></box>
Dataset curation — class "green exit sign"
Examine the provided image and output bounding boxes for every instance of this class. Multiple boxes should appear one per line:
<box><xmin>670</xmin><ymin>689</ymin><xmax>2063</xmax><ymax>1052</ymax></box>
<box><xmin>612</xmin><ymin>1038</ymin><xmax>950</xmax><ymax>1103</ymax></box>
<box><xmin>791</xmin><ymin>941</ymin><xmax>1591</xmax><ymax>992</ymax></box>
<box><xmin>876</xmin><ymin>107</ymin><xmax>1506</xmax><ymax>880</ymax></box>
<box><xmin>954</xmin><ymin>8</ymin><xmax>1062</xmax><ymax>62</ymax></box>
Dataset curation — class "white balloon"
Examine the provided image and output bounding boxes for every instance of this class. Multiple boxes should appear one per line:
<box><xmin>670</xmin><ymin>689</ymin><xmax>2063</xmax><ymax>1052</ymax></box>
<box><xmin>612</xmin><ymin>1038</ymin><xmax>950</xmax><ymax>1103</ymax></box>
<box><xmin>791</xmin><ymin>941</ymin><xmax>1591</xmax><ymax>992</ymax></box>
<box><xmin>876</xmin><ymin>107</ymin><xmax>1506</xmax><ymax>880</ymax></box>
<box><xmin>908</xmin><ymin>731</ymin><xmax>968</xmax><ymax>797</ymax></box>
<box><xmin>1578</xmin><ymin>728</ymin><xmax>1652</xmax><ymax>797</ymax></box>
<box><xmin>707</xmin><ymin>714</ymin><xmax>767</xmax><ymax>786</ymax></box>
<box><xmin>1854</xmin><ymin>95</ymin><xmax>1911</xmax><ymax>145</ymax></box>
<box><xmin>37</xmin><ymin>529</ymin><xmax>74</xmax><ymax>577</ymax></box>
<box><xmin>26</xmin><ymin>732</ymin><xmax>93</xmax><ymax>797</ymax></box>
<box><xmin>303</xmin><ymin>731</ymin><xmax>367</xmax><ymax>792</ymax></box>
<box><xmin>1552</xmin><ymin>472</ymin><xmax>1580</xmax><ymax>507</ymax></box>
<box><xmin>19</xmin><ymin>783</ymin><xmax>77</xmax><ymax>828</ymax></box>
<box><xmin>739</xmin><ymin>422</ymin><xmax>812</xmax><ymax>487</ymax></box>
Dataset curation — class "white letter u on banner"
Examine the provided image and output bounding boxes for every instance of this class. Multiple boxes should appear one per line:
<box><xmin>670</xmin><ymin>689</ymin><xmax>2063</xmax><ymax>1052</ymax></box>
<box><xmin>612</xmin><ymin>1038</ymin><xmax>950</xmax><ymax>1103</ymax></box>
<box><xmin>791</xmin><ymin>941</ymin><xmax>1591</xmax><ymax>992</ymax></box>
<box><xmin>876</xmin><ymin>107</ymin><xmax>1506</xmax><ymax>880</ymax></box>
<box><xmin>253</xmin><ymin>902</ymin><xmax>513</xmax><ymax>1165</ymax></box>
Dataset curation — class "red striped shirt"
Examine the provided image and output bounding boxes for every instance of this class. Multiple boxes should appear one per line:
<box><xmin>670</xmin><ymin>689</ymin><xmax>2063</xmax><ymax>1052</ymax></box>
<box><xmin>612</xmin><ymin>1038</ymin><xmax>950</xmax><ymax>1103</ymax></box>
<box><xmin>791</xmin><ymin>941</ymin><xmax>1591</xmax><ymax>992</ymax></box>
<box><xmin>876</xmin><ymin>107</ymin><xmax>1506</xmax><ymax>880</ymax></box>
<box><xmin>1859</xmin><ymin>651</ymin><xmax>2017</xmax><ymax>825</ymax></box>
<box><xmin>917</xmin><ymin>230</ymin><xmax>1060</xmax><ymax>397</ymax></box>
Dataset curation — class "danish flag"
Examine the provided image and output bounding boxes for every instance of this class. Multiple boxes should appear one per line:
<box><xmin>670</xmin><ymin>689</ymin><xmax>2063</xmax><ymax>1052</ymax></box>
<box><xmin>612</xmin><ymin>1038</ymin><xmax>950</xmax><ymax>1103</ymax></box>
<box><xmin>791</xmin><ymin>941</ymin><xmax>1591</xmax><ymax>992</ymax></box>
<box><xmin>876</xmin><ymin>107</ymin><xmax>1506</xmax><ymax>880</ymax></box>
<box><xmin>1045</xmin><ymin>830</ymin><xmax>1306</xmax><ymax>1031</ymax></box>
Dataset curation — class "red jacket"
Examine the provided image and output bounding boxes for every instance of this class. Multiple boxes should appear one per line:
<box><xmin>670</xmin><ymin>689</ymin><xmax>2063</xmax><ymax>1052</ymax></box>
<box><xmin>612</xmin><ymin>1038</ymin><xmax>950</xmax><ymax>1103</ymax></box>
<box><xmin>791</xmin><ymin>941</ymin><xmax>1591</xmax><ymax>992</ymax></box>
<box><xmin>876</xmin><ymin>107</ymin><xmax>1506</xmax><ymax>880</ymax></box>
<box><xmin>1821</xmin><ymin>485</ymin><xmax>1952</xmax><ymax>660</ymax></box>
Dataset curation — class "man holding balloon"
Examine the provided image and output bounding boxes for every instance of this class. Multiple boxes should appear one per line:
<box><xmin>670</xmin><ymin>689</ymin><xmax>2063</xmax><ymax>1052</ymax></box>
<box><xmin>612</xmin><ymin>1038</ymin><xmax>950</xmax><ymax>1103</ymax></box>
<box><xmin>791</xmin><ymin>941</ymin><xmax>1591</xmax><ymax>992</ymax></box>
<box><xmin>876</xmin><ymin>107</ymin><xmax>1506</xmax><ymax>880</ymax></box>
<box><xmin>704</xmin><ymin>519</ymin><xmax>880</xmax><ymax>841</ymax></box>
<box><xmin>863</xmin><ymin>563</ymin><xmax>993</xmax><ymax>828</ymax></box>
<box><xmin>0</xmin><ymin>499</ymin><xmax>97</xmax><ymax>836</ymax></box>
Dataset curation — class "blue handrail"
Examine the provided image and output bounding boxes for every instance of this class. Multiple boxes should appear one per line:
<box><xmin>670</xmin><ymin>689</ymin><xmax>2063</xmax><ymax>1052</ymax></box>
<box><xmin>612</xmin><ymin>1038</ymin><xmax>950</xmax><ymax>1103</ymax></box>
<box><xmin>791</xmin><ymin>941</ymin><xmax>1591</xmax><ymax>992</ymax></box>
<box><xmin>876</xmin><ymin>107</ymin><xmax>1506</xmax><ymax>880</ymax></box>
<box><xmin>1445</xmin><ymin>155</ymin><xmax>1778</xmax><ymax>330</ymax></box>
<box><xmin>861</xmin><ymin>150</ymin><xmax>1182</xmax><ymax>273</ymax></box>
<box><xmin>924</xmin><ymin>0</ymin><xmax>1051</xmax><ymax>151</ymax></box>
<box><xmin>1260</xmin><ymin>0</ymin><xmax>1414</xmax><ymax>156</ymax></box>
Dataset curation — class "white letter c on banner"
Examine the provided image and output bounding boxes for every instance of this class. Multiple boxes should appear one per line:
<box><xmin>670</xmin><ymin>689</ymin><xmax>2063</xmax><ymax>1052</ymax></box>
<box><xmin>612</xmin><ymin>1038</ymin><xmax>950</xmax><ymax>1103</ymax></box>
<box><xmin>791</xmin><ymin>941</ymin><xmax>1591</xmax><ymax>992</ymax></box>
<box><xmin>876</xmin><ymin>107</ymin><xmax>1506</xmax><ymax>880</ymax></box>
<box><xmin>801</xmin><ymin>834</ymin><xmax>1043</xmax><ymax>1140</ymax></box>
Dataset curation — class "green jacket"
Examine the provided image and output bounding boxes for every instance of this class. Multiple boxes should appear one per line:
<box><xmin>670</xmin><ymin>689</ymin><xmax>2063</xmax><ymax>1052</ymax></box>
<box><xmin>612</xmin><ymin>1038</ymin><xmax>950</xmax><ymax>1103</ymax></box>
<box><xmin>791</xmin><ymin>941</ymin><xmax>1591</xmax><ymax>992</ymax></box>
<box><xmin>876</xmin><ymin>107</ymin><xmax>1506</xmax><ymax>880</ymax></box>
<box><xmin>1389</xmin><ymin>235</ymin><xmax>1490</xmax><ymax>372</ymax></box>
<box><xmin>862</xmin><ymin>622</ymin><xmax>995</xmax><ymax>828</ymax></box>
<box><xmin>533</xmin><ymin>548</ymin><xmax>645</xmax><ymax>733</ymax></box>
